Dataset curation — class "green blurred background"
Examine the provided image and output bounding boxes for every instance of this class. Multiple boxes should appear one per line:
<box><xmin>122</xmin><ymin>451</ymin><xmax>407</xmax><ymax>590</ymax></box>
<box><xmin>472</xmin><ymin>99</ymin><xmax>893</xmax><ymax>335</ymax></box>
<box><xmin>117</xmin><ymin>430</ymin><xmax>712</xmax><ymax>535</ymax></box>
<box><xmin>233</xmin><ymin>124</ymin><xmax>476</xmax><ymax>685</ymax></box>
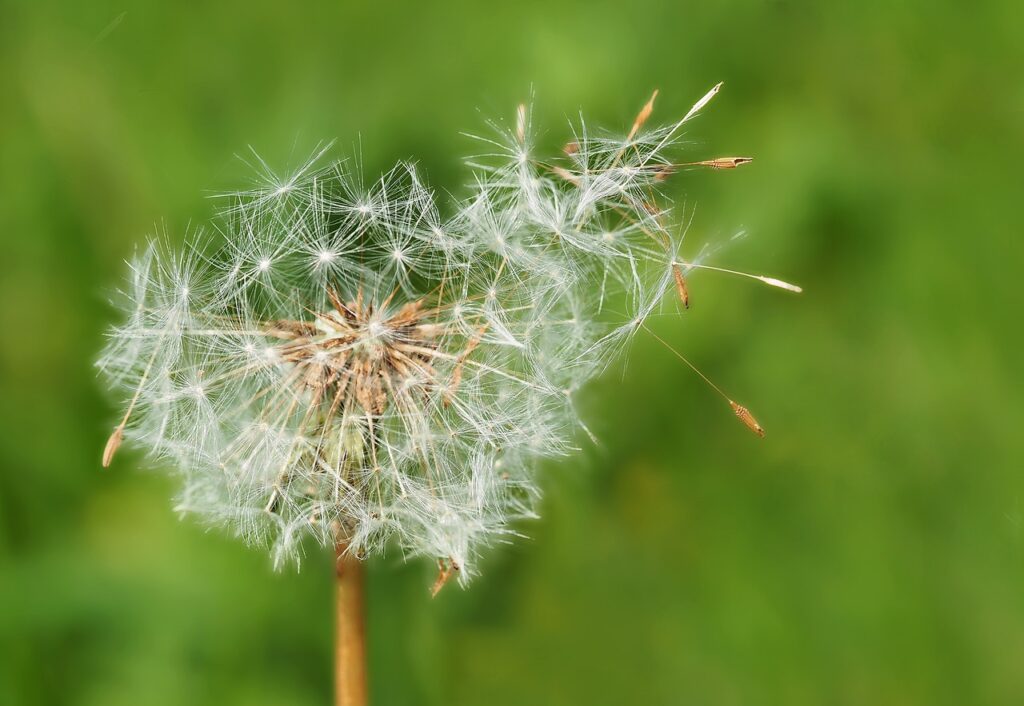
<box><xmin>2</xmin><ymin>1</ymin><xmax>1022</xmax><ymax>704</ymax></box>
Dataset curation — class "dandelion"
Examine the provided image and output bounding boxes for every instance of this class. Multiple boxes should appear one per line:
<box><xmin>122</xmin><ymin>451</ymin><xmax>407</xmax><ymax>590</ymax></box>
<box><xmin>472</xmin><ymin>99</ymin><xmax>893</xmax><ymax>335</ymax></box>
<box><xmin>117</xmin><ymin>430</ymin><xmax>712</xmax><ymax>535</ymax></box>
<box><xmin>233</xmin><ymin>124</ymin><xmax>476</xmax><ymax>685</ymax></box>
<box><xmin>97</xmin><ymin>84</ymin><xmax>798</xmax><ymax>705</ymax></box>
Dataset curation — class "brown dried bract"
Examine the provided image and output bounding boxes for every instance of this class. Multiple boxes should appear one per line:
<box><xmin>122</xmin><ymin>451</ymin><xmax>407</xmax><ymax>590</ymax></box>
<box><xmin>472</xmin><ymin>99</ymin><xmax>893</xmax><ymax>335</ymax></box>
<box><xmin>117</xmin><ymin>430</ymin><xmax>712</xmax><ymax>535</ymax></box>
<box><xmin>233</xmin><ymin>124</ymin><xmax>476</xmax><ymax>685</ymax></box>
<box><xmin>730</xmin><ymin>401</ymin><xmax>765</xmax><ymax>437</ymax></box>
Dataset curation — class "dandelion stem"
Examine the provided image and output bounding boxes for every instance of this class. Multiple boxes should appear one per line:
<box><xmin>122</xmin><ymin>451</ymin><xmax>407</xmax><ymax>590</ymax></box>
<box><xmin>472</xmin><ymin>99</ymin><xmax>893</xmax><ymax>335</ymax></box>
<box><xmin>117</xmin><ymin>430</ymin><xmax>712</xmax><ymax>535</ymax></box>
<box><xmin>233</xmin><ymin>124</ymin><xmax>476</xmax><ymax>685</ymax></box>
<box><xmin>335</xmin><ymin>543</ymin><xmax>368</xmax><ymax>706</ymax></box>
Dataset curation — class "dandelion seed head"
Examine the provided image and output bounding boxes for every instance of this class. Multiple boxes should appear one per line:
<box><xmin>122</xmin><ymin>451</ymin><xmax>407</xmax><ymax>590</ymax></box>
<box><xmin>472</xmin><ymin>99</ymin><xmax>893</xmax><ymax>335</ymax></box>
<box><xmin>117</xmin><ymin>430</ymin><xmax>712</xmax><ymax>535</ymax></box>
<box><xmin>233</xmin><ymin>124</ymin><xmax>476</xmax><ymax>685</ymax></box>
<box><xmin>99</xmin><ymin>86</ymin><xmax>796</xmax><ymax>585</ymax></box>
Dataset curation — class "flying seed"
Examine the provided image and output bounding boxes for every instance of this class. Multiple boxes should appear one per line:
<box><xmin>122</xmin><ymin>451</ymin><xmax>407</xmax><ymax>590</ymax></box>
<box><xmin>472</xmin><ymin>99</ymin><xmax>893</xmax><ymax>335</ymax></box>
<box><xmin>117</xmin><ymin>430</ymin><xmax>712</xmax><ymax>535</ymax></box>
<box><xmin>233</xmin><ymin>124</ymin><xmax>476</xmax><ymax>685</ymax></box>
<box><xmin>730</xmin><ymin>401</ymin><xmax>765</xmax><ymax>438</ymax></box>
<box><xmin>693</xmin><ymin>157</ymin><xmax>753</xmax><ymax>170</ymax></box>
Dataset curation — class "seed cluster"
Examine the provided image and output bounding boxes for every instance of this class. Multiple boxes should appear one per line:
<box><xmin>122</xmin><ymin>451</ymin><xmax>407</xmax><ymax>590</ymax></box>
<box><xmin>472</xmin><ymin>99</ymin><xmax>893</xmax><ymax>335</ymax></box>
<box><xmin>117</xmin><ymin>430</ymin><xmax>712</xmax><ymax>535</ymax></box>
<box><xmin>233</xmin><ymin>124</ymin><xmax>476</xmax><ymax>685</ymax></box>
<box><xmin>269</xmin><ymin>290</ymin><xmax>444</xmax><ymax>416</ymax></box>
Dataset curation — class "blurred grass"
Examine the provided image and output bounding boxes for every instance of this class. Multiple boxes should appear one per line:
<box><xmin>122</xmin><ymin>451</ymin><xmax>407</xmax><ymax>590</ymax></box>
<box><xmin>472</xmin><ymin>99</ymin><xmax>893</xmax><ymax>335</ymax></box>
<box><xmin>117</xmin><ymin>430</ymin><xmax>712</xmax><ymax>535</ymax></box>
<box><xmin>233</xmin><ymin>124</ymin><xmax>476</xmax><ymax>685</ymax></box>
<box><xmin>1</xmin><ymin>1</ymin><xmax>1023</xmax><ymax>704</ymax></box>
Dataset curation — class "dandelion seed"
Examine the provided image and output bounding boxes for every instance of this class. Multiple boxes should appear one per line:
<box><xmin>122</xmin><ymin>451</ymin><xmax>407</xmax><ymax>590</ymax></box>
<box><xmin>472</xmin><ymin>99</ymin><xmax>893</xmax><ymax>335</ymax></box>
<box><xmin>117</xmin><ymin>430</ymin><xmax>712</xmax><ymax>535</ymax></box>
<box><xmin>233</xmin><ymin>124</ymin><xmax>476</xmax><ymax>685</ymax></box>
<box><xmin>628</xmin><ymin>89</ymin><xmax>659</xmax><ymax>142</ymax></box>
<box><xmin>102</xmin><ymin>427</ymin><xmax>123</xmax><ymax>468</ymax></box>
<box><xmin>690</xmin><ymin>157</ymin><xmax>754</xmax><ymax>170</ymax></box>
<box><xmin>730</xmin><ymin>401</ymin><xmax>765</xmax><ymax>437</ymax></box>
<box><xmin>672</xmin><ymin>264</ymin><xmax>690</xmax><ymax>309</ymax></box>
<box><xmin>641</xmin><ymin>323</ymin><xmax>769</xmax><ymax>439</ymax></box>
<box><xmin>675</xmin><ymin>261</ymin><xmax>802</xmax><ymax>294</ymax></box>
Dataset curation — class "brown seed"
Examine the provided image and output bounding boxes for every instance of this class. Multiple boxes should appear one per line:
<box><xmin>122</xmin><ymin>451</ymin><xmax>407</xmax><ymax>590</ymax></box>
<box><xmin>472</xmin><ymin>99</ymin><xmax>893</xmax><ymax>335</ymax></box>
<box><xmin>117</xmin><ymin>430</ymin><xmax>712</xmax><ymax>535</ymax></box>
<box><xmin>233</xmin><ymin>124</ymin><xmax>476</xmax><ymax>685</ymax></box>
<box><xmin>695</xmin><ymin>157</ymin><xmax>753</xmax><ymax>170</ymax></box>
<box><xmin>563</xmin><ymin>141</ymin><xmax>579</xmax><ymax>155</ymax></box>
<box><xmin>431</xmin><ymin>558</ymin><xmax>456</xmax><ymax>597</ymax></box>
<box><xmin>672</xmin><ymin>264</ymin><xmax>690</xmax><ymax>309</ymax></box>
<box><xmin>628</xmin><ymin>89</ymin><xmax>659</xmax><ymax>142</ymax></box>
<box><xmin>730</xmin><ymin>401</ymin><xmax>765</xmax><ymax>438</ymax></box>
<box><xmin>102</xmin><ymin>427</ymin><xmax>124</xmax><ymax>467</ymax></box>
